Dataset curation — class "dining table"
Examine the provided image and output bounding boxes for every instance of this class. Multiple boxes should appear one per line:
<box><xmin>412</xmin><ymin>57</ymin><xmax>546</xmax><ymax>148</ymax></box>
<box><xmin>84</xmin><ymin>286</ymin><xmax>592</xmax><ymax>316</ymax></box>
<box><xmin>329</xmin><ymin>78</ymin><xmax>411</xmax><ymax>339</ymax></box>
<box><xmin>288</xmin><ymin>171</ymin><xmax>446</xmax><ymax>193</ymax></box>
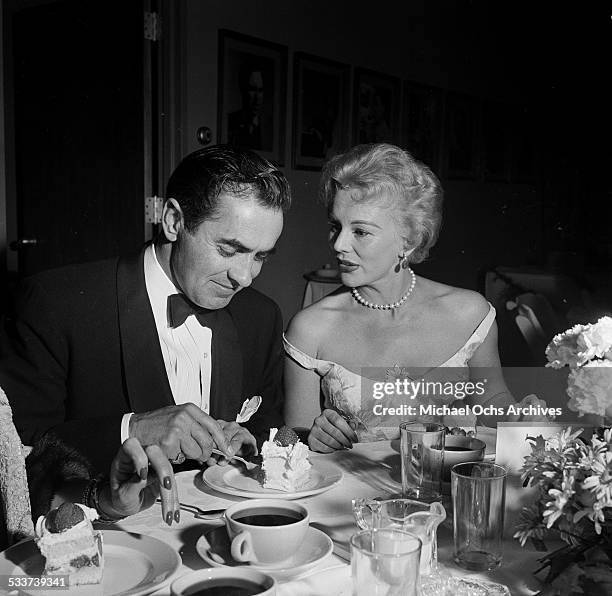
<box><xmin>109</xmin><ymin>439</ymin><xmax>549</xmax><ymax>596</ymax></box>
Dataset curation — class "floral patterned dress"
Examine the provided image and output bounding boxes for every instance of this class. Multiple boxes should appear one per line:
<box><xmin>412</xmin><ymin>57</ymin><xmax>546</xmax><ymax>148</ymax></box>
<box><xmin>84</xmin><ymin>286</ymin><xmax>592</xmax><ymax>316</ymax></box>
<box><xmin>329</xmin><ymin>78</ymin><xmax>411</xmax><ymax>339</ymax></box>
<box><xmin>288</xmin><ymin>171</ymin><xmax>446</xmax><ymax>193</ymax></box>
<box><xmin>284</xmin><ymin>303</ymin><xmax>496</xmax><ymax>441</ymax></box>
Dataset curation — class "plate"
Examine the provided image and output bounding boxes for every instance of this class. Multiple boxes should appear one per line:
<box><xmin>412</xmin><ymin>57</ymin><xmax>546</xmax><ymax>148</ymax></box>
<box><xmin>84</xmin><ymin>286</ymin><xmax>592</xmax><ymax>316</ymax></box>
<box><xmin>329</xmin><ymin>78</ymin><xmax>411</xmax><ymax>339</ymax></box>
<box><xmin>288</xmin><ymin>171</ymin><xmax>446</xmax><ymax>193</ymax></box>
<box><xmin>0</xmin><ymin>530</ymin><xmax>181</xmax><ymax>596</ymax></box>
<box><xmin>201</xmin><ymin>459</ymin><xmax>343</xmax><ymax>499</ymax></box>
<box><xmin>196</xmin><ymin>525</ymin><xmax>333</xmax><ymax>580</ymax></box>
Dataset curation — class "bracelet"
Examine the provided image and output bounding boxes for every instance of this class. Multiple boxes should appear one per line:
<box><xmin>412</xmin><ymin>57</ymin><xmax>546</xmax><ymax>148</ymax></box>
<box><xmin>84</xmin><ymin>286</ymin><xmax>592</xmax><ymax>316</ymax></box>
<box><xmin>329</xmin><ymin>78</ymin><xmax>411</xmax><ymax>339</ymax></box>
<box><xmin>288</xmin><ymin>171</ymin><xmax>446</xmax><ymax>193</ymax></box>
<box><xmin>83</xmin><ymin>476</ymin><xmax>127</xmax><ymax>523</ymax></box>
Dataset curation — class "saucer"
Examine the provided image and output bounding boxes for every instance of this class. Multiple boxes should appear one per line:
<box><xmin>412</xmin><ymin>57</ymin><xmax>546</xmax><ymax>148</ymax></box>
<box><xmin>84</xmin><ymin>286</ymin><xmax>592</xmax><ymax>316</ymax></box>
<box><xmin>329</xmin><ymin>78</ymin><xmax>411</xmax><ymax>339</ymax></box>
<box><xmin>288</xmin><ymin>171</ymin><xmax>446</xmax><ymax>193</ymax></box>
<box><xmin>195</xmin><ymin>525</ymin><xmax>333</xmax><ymax>580</ymax></box>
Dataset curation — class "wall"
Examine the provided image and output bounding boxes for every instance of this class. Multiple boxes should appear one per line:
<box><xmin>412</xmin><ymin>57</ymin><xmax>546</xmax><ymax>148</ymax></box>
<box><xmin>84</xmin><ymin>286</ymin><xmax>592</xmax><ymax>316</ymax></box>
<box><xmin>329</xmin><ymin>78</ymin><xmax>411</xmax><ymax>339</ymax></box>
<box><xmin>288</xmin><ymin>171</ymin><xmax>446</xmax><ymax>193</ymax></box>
<box><xmin>178</xmin><ymin>0</ymin><xmax>545</xmax><ymax>324</ymax></box>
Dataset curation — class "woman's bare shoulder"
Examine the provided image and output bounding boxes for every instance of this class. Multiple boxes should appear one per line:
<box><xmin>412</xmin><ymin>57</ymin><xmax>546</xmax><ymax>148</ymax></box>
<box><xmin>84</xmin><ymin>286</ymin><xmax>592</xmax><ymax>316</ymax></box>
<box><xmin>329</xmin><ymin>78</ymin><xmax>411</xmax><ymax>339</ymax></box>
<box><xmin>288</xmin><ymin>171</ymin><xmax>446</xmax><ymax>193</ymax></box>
<box><xmin>420</xmin><ymin>278</ymin><xmax>490</xmax><ymax>324</ymax></box>
<box><xmin>285</xmin><ymin>288</ymin><xmax>351</xmax><ymax>351</ymax></box>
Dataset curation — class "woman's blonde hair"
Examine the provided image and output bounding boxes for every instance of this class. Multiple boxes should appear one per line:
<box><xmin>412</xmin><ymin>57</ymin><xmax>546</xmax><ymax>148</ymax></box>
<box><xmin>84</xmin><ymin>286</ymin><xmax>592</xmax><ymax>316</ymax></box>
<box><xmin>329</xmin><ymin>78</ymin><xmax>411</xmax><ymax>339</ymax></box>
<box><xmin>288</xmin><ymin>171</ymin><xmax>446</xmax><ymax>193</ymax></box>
<box><xmin>320</xmin><ymin>143</ymin><xmax>443</xmax><ymax>263</ymax></box>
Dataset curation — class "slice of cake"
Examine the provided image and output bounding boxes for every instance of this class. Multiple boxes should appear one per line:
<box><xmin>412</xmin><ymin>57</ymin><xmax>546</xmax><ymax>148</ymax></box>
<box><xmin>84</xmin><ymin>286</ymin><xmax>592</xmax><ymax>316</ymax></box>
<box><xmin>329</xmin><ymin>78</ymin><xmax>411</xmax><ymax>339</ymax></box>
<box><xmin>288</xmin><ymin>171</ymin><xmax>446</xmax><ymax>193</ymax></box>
<box><xmin>261</xmin><ymin>426</ymin><xmax>311</xmax><ymax>491</ymax></box>
<box><xmin>35</xmin><ymin>503</ymin><xmax>103</xmax><ymax>585</ymax></box>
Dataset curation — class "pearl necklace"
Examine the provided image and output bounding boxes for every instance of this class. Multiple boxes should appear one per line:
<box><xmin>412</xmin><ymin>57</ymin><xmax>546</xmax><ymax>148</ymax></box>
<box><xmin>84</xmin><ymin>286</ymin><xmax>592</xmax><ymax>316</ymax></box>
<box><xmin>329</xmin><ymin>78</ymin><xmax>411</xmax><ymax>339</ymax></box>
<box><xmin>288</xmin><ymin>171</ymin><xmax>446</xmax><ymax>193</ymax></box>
<box><xmin>351</xmin><ymin>268</ymin><xmax>417</xmax><ymax>310</ymax></box>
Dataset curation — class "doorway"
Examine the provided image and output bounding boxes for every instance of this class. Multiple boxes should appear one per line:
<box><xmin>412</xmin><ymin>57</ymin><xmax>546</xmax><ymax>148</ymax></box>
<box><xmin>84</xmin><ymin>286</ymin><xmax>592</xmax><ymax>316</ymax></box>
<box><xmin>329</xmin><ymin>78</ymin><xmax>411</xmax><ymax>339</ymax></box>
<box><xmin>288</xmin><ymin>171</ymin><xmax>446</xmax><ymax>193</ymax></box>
<box><xmin>3</xmin><ymin>0</ymin><xmax>150</xmax><ymax>280</ymax></box>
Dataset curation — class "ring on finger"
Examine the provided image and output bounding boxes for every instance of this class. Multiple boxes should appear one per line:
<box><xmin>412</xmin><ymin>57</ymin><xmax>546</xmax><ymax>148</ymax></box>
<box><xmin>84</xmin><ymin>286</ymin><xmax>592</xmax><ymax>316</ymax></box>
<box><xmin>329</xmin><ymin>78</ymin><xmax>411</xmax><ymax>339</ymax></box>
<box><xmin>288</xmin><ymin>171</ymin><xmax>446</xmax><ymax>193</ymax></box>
<box><xmin>169</xmin><ymin>452</ymin><xmax>186</xmax><ymax>465</ymax></box>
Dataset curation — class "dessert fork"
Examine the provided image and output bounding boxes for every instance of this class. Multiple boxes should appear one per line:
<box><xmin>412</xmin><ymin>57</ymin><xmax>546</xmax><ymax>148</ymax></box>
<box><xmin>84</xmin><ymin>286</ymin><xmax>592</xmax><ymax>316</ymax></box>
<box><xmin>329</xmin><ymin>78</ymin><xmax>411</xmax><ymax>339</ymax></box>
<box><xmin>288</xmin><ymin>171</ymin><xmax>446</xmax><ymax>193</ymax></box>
<box><xmin>156</xmin><ymin>499</ymin><xmax>225</xmax><ymax>519</ymax></box>
<box><xmin>210</xmin><ymin>448</ymin><xmax>260</xmax><ymax>470</ymax></box>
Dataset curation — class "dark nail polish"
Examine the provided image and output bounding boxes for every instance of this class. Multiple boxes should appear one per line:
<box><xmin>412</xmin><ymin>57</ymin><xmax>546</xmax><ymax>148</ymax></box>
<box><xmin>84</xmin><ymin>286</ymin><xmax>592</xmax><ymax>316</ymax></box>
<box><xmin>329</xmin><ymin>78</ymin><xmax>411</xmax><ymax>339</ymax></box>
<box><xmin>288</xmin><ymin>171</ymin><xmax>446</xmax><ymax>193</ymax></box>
<box><xmin>174</xmin><ymin>510</ymin><xmax>180</xmax><ymax>523</ymax></box>
<box><xmin>163</xmin><ymin>476</ymin><xmax>172</xmax><ymax>489</ymax></box>
<box><xmin>166</xmin><ymin>511</ymin><xmax>173</xmax><ymax>525</ymax></box>
<box><xmin>139</xmin><ymin>467</ymin><xmax>148</xmax><ymax>480</ymax></box>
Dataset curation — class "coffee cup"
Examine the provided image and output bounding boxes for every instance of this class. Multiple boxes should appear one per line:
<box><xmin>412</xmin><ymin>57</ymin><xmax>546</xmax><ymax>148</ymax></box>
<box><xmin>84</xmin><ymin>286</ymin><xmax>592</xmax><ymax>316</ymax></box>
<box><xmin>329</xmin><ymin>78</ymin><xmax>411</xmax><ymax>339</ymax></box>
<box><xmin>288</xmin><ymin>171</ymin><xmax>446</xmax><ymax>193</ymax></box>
<box><xmin>224</xmin><ymin>499</ymin><xmax>309</xmax><ymax>565</ymax></box>
<box><xmin>171</xmin><ymin>568</ymin><xmax>276</xmax><ymax>596</ymax></box>
<box><xmin>442</xmin><ymin>435</ymin><xmax>486</xmax><ymax>482</ymax></box>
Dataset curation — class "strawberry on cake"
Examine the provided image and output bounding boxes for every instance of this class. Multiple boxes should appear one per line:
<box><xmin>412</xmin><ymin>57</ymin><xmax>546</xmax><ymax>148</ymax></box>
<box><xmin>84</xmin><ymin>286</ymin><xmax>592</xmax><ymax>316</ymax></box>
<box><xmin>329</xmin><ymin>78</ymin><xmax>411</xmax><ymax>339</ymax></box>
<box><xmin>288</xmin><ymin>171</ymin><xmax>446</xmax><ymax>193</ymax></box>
<box><xmin>35</xmin><ymin>503</ymin><xmax>103</xmax><ymax>585</ymax></box>
<box><xmin>261</xmin><ymin>426</ymin><xmax>311</xmax><ymax>491</ymax></box>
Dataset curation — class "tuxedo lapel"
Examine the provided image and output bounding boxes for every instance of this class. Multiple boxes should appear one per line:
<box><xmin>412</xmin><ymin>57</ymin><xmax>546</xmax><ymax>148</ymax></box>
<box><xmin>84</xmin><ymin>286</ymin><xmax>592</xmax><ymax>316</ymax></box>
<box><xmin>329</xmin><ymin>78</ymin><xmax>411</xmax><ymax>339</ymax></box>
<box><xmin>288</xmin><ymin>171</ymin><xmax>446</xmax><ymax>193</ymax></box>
<box><xmin>209</xmin><ymin>309</ymin><xmax>243</xmax><ymax>420</ymax></box>
<box><xmin>116</xmin><ymin>248</ymin><xmax>174</xmax><ymax>412</ymax></box>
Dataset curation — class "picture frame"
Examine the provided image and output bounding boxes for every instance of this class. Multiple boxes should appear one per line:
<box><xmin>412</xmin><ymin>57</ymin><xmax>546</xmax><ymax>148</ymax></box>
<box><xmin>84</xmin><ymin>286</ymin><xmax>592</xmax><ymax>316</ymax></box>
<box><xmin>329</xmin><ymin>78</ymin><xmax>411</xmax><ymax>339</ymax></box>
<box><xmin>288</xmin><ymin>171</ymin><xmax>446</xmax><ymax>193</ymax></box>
<box><xmin>402</xmin><ymin>81</ymin><xmax>444</xmax><ymax>172</ymax></box>
<box><xmin>444</xmin><ymin>92</ymin><xmax>480</xmax><ymax>179</ymax></box>
<box><xmin>217</xmin><ymin>29</ymin><xmax>288</xmax><ymax>166</ymax></box>
<box><xmin>482</xmin><ymin>100</ymin><xmax>511</xmax><ymax>182</ymax></box>
<box><xmin>292</xmin><ymin>52</ymin><xmax>350</xmax><ymax>170</ymax></box>
<box><xmin>353</xmin><ymin>67</ymin><xmax>401</xmax><ymax>146</ymax></box>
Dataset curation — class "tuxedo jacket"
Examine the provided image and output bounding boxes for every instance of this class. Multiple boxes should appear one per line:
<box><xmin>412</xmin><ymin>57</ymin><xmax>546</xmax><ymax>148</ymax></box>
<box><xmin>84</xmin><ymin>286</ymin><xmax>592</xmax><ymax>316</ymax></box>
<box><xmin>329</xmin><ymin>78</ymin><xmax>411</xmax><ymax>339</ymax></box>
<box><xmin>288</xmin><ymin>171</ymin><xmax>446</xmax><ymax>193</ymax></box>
<box><xmin>0</xmin><ymin>249</ymin><xmax>285</xmax><ymax>472</ymax></box>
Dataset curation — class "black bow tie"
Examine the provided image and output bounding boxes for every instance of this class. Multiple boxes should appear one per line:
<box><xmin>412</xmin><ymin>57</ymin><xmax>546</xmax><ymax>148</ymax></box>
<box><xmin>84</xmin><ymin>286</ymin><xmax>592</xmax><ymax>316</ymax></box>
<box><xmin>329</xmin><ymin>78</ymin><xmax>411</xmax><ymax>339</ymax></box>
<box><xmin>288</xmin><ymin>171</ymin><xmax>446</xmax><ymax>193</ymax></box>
<box><xmin>167</xmin><ymin>293</ymin><xmax>215</xmax><ymax>328</ymax></box>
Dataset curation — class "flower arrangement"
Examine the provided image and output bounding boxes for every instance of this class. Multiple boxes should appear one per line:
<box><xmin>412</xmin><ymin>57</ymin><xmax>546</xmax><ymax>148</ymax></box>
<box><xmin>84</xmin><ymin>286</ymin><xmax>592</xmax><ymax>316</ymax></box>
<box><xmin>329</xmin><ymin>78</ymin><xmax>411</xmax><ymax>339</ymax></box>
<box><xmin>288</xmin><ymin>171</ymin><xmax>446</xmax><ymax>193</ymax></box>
<box><xmin>514</xmin><ymin>427</ymin><xmax>612</xmax><ymax>594</ymax></box>
<box><xmin>513</xmin><ymin>317</ymin><xmax>612</xmax><ymax>595</ymax></box>
<box><xmin>545</xmin><ymin>316</ymin><xmax>612</xmax><ymax>422</ymax></box>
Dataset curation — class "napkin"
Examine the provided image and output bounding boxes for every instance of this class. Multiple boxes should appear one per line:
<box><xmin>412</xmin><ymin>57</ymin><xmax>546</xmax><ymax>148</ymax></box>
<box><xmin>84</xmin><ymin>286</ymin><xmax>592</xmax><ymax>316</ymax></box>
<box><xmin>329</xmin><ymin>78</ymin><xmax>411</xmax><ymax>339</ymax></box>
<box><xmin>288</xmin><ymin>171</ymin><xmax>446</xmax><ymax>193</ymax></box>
<box><xmin>235</xmin><ymin>395</ymin><xmax>262</xmax><ymax>423</ymax></box>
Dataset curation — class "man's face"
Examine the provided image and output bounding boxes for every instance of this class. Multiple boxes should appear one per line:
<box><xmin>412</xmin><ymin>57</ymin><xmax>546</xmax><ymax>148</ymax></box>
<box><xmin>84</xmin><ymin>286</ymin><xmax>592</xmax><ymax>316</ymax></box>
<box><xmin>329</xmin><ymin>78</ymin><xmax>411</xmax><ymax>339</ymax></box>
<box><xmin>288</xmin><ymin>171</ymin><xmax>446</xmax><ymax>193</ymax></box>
<box><xmin>164</xmin><ymin>192</ymin><xmax>283</xmax><ymax>309</ymax></box>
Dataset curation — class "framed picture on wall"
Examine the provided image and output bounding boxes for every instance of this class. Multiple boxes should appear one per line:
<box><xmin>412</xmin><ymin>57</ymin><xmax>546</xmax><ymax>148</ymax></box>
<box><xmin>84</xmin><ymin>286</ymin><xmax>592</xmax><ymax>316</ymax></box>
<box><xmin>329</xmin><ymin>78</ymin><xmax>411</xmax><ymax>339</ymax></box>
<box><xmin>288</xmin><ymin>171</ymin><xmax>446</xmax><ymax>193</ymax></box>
<box><xmin>217</xmin><ymin>29</ymin><xmax>288</xmax><ymax>165</ymax></box>
<box><xmin>482</xmin><ymin>100</ymin><xmax>511</xmax><ymax>182</ymax></box>
<box><xmin>353</xmin><ymin>68</ymin><xmax>401</xmax><ymax>145</ymax></box>
<box><xmin>444</xmin><ymin>92</ymin><xmax>480</xmax><ymax>179</ymax></box>
<box><xmin>292</xmin><ymin>52</ymin><xmax>350</xmax><ymax>170</ymax></box>
<box><xmin>402</xmin><ymin>81</ymin><xmax>444</xmax><ymax>172</ymax></box>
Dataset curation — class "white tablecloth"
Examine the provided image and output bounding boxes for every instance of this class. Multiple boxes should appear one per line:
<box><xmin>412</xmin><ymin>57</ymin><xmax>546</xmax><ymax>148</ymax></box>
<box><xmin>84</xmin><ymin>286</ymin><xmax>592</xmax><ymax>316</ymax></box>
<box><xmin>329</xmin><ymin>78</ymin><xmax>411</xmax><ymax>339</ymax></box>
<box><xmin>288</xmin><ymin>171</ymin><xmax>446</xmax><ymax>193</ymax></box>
<box><xmin>115</xmin><ymin>441</ymin><xmax>547</xmax><ymax>595</ymax></box>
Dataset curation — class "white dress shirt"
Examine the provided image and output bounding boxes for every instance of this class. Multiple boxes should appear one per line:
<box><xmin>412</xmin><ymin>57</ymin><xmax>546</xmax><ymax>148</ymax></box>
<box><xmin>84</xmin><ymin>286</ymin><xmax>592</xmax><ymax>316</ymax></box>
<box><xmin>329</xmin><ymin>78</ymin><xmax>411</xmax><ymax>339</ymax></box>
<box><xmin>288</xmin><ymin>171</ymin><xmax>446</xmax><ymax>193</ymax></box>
<box><xmin>120</xmin><ymin>244</ymin><xmax>212</xmax><ymax>442</ymax></box>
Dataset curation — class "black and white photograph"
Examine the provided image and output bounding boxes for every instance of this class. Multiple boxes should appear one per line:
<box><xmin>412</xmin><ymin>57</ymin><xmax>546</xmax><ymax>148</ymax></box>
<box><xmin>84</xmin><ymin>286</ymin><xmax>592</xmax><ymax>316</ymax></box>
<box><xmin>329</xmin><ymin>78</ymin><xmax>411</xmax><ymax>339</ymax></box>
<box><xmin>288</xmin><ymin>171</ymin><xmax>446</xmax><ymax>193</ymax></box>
<box><xmin>0</xmin><ymin>2</ymin><xmax>610</xmax><ymax>594</ymax></box>
<box><xmin>217</xmin><ymin>29</ymin><xmax>287</xmax><ymax>165</ymax></box>
<box><xmin>292</xmin><ymin>52</ymin><xmax>349</xmax><ymax>170</ymax></box>
<box><xmin>353</xmin><ymin>68</ymin><xmax>401</xmax><ymax>145</ymax></box>
<box><xmin>403</xmin><ymin>81</ymin><xmax>444</xmax><ymax>170</ymax></box>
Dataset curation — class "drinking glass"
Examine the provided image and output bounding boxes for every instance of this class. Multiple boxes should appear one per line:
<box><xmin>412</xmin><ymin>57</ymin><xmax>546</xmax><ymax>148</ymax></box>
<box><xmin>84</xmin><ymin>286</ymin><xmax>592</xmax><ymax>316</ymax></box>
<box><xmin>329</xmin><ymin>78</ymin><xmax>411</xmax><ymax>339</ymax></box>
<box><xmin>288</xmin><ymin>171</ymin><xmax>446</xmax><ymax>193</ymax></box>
<box><xmin>351</xmin><ymin>528</ymin><xmax>421</xmax><ymax>596</ymax></box>
<box><xmin>451</xmin><ymin>462</ymin><xmax>507</xmax><ymax>571</ymax></box>
<box><xmin>352</xmin><ymin>497</ymin><xmax>445</xmax><ymax>577</ymax></box>
<box><xmin>400</xmin><ymin>421</ymin><xmax>445</xmax><ymax>502</ymax></box>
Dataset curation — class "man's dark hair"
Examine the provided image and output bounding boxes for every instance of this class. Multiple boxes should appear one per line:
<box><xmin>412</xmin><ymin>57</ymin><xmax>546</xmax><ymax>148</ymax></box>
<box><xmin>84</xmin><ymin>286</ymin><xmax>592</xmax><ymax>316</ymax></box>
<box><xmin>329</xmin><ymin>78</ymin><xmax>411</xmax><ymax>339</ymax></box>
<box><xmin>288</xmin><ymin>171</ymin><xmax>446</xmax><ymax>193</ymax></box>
<box><xmin>166</xmin><ymin>144</ymin><xmax>291</xmax><ymax>232</ymax></box>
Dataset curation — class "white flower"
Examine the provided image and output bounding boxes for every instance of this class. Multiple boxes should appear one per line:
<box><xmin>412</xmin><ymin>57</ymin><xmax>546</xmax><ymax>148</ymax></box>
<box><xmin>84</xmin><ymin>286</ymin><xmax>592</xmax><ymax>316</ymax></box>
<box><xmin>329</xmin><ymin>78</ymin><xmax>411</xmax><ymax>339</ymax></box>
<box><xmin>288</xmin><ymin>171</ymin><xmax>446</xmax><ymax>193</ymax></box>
<box><xmin>566</xmin><ymin>362</ymin><xmax>612</xmax><ymax>417</ymax></box>
<box><xmin>545</xmin><ymin>324</ymin><xmax>589</xmax><ymax>368</ymax></box>
<box><xmin>579</xmin><ymin>317</ymin><xmax>612</xmax><ymax>362</ymax></box>
<box><xmin>545</xmin><ymin>316</ymin><xmax>612</xmax><ymax>418</ymax></box>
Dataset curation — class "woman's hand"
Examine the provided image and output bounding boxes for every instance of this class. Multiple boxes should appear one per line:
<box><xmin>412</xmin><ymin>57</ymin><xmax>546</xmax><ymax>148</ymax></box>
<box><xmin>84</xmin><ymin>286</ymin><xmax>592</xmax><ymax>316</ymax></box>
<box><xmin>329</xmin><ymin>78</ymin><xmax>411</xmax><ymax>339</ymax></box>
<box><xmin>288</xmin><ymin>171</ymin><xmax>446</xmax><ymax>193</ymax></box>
<box><xmin>308</xmin><ymin>409</ymin><xmax>359</xmax><ymax>453</ymax></box>
<box><xmin>99</xmin><ymin>438</ymin><xmax>179</xmax><ymax>525</ymax></box>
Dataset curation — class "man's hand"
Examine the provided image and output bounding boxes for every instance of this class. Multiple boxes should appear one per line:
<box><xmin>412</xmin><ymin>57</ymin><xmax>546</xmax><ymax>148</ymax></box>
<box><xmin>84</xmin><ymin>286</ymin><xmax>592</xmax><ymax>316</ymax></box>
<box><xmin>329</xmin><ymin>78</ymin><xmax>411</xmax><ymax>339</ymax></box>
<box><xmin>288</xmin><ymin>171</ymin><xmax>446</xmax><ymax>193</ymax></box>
<box><xmin>129</xmin><ymin>404</ymin><xmax>233</xmax><ymax>463</ymax></box>
<box><xmin>205</xmin><ymin>420</ymin><xmax>257</xmax><ymax>466</ymax></box>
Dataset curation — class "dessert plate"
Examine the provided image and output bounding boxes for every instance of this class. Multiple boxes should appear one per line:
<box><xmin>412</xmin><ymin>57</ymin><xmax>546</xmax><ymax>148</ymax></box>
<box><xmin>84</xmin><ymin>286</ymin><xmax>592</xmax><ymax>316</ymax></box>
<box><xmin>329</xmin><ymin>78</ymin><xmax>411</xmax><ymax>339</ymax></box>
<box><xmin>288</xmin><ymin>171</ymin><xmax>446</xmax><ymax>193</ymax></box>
<box><xmin>0</xmin><ymin>530</ymin><xmax>181</xmax><ymax>596</ymax></box>
<box><xmin>196</xmin><ymin>525</ymin><xmax>333</xmax><ymax>581</ymax></box>
<box><xmin>201</xmin><ymin>458</ymin><xmax>343</xmax><ymax>499</ymax></box>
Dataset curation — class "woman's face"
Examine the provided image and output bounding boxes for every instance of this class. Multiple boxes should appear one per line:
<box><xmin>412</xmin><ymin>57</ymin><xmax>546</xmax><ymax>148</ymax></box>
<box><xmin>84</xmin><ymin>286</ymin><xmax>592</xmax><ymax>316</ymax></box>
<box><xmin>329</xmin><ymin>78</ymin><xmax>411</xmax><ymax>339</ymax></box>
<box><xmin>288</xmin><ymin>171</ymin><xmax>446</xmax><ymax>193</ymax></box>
<box><xmin>329</xmin><ymin>189</ymin><xmax>406</xmax><ymax>287</ymax></box>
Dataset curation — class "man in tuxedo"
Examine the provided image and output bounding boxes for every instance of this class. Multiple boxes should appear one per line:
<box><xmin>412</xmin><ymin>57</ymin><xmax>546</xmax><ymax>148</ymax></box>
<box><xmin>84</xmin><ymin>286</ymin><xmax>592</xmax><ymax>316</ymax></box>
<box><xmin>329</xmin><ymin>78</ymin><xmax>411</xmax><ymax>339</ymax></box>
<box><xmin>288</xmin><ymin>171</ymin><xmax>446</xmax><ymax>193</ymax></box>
<box><xmin>0</xmin><ymin>145</ymin><xmax>291</xmax><ymax>473</ymax></box>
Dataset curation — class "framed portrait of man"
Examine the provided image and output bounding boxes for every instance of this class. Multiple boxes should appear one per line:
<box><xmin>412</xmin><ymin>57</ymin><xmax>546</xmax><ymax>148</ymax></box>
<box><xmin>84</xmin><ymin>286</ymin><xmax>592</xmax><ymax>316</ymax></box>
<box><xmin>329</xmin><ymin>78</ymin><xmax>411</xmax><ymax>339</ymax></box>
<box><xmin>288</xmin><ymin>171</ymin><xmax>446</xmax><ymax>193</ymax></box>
<box><xmin>217</xmin><ymin>30</ymin><xmax>288</xmax><ymax>165</ymax></box>
<box><xmin>403</xmin><ymin>81</ymin><xmax>444</xmax><ymax>172</ymax></box>
<box><xmin>353</xmin><ymin>68</ymin><xmax>401</xmax><ymax>146</ymax></box>
<box><xmin>292</xmin><ymin>52</ymin><xmax>350</xmax><ymax>170</ymax></box>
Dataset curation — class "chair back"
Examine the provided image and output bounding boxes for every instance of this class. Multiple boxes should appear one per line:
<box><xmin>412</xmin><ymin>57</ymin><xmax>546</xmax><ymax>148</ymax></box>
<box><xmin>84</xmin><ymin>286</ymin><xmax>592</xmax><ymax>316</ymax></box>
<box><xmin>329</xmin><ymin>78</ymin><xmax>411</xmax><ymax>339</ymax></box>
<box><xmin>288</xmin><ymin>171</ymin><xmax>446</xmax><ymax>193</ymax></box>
<box><xmin>0</xmin><ymin>387</ymin><xmax>34</xmax><ymax>550</ymax></box>
<box><xmin>507</xmin><ymin>293</ymin><xmax>563</xmax><ymax>365</ymax></box>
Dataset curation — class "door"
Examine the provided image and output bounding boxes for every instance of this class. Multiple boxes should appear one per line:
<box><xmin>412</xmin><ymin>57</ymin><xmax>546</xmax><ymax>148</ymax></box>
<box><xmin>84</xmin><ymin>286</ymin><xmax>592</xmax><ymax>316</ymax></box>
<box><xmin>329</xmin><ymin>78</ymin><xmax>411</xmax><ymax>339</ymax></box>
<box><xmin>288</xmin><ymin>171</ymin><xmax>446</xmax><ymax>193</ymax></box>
<box><xmin>6</xmin><ymin>0</ymin><xmax>147</xmax><ymax>277</ymax></box>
